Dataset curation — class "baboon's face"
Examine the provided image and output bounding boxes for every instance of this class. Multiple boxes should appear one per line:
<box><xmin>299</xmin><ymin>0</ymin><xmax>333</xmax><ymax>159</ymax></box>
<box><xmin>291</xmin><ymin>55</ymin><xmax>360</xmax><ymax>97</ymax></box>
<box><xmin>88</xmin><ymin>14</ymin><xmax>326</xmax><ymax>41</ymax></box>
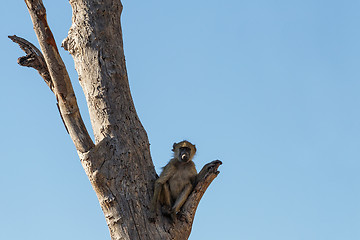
<box><xmin>178</xmin><ymin>147</ymin><xmax>192</xmax><ymax>162</ymax></box>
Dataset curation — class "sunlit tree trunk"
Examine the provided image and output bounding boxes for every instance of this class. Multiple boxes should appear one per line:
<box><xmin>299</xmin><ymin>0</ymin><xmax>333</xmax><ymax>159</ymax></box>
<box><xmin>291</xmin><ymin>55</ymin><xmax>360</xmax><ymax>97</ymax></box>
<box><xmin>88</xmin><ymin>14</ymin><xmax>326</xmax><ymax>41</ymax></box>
<box><xmin>10</xmin><ymin>1</ymin><xmax>221</xmax><ymax>239</ymax></box>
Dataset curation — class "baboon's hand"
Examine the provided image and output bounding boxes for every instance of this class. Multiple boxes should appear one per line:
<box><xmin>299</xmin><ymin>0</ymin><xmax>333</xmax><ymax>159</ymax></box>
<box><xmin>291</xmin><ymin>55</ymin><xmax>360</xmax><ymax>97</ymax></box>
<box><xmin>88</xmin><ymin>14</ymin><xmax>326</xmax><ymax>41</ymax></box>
<box><xmin>178</xmin><ymin>211</ymin><xmax>191</xmax><ymax>223</ymax></box>
<box><xmin>170</xmin><ymin>211</ymin><xmax>177</xmax><ymax>224</ymax></box>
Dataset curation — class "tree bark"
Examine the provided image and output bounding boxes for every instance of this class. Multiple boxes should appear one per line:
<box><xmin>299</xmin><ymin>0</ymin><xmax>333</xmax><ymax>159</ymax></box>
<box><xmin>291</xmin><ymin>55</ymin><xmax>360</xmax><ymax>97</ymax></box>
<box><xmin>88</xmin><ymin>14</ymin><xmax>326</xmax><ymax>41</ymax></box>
<box><xmin>10</xmin><ymin>1</ymin><xmax>222</xmax><ymax>239</ymax></box>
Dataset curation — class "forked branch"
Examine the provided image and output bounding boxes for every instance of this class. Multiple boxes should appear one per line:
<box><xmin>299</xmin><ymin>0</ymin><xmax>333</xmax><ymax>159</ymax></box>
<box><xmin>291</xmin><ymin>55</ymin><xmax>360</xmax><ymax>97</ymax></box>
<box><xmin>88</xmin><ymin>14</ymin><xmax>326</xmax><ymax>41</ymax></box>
<box><xmin>10</xmin><ymin>0</ymin><xmax>94</xmax><ymax>153</ymax></box>
<box><xmin>11</xmin><ymin>1</ymin><xmax>221</xmax><ymax>239</ymax></box>
<box><xmin>185</xmin><ymin>160</ymin><xmax>222</xmax><ymax>218</ymax></box>
<box><xmin>171</xmin><ymin>160</ymin><xmax>222</xmax><ymax>239</ymax></box>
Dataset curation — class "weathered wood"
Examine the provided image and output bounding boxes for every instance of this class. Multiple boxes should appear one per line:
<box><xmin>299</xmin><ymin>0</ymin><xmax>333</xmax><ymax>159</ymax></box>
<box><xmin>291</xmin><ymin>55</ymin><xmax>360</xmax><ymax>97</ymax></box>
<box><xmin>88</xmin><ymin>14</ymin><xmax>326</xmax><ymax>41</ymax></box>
<box><xmin>8</xmin><ymin>35</ymin><xmax>52</xmax><ymax>91</ymax></box>
<box><xmin>11</xmin><ymin>0</ymin><xmax>222</xmax><ymax>239</ymax></box>
<box><xmin>22</xmin><ymin>0</ymin><xmax>94</xmax><ymax>153</ymax></box>
<box><xmin>62</xmin><ymin>1</ymin><xmax>167</xmax><ymax>239</ymax></box>
<box><xmin>168</xmin><ymin>160</ymin><xmax>223</xmax><ymax>239</ymax></box>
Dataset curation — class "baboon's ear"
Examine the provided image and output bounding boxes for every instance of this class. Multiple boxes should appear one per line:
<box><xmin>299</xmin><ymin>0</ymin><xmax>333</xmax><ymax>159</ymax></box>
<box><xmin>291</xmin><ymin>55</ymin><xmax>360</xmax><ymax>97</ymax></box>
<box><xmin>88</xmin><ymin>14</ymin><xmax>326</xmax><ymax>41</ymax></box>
<box><xmin>172</xmin><ymin>142</ymin><xmax>177</xmax><ymax>152</ymax></box>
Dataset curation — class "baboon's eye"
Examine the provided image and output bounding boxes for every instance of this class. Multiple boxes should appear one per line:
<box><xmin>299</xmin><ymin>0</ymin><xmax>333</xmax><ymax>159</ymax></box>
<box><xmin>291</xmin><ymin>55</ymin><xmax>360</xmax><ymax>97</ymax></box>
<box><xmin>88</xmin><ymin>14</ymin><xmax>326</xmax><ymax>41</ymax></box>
<box><xmin>179</xmin><ymin>147</ymin><xmax>190</xmax><ymax>152</ymax></box>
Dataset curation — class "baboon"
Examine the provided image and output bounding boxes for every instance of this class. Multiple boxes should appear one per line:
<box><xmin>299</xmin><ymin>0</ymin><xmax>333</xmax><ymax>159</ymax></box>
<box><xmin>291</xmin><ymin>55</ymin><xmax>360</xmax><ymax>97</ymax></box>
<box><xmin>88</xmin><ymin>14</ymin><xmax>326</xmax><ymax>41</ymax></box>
<box><xmin>149</xmin><ymin>140</ymin><xmax>198</xmax><ymax>222</ymax></box>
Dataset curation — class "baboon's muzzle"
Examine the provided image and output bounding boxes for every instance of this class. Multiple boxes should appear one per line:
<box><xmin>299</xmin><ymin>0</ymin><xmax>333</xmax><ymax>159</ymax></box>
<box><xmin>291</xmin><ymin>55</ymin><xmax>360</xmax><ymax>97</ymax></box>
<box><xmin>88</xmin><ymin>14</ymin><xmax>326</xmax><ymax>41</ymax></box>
<box><xmin>181</xmin><ymin>152</ymin><xmax>189</xmax><ymax>161</ymax></box>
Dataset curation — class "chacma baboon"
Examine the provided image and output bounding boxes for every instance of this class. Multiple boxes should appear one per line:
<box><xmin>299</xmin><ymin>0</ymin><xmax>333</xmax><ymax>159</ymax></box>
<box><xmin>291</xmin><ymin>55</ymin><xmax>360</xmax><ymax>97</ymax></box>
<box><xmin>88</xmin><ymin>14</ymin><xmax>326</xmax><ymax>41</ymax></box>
<box><xmin>149</xmin><ymin>140</ymin><xmax>198</xmax><ymax>222</ymax></box>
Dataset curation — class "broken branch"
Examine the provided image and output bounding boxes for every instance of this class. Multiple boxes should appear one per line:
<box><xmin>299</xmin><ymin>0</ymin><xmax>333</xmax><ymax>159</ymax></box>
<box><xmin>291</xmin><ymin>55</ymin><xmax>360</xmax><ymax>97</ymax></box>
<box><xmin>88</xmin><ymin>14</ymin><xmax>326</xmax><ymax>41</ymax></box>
<box><xmin>172</xmin><ymin>160</ymin><xmax>222</xmax><ymax>239</ymax></box>
<box><xmin>8</xmin><ymin>35</ymin><xmax>53</xmax><ymax>91</ymax></box>
<box><xmin>10</xmin><ymin>0</ymin><xmax>94</xmax><ymax>152</ymax></box>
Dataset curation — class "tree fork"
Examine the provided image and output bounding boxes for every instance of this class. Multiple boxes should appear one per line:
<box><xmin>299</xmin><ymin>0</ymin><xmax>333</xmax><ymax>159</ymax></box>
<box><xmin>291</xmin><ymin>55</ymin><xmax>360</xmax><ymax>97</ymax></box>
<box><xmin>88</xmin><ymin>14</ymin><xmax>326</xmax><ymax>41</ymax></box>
<box><xmin>11</xmin><ymin>0</ymin><xmax>95</xmax><ymax>153</ymax></box>
<box><xmin>10</xmin><ymin>0</ymin><xmax>222</xmax><ymax>239</ymax></box>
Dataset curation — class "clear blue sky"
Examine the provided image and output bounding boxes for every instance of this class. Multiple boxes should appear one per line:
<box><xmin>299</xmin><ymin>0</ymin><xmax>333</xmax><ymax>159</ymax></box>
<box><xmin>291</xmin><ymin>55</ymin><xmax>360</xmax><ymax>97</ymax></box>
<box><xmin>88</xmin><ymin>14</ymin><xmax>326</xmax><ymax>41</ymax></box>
<box><xmin>1</xmin><ymin>1</ymin><xmax>360</xmax><ymax>240</ymax></box>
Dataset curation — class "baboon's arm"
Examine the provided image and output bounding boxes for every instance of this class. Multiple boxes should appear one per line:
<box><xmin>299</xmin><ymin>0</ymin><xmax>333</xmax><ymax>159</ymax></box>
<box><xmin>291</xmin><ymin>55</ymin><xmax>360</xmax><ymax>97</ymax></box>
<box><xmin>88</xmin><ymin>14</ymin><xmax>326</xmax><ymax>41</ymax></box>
<box><xmin>172</xmin><ymin>183</ymin><xmax>193</xmax><ymax>213</ymax></box>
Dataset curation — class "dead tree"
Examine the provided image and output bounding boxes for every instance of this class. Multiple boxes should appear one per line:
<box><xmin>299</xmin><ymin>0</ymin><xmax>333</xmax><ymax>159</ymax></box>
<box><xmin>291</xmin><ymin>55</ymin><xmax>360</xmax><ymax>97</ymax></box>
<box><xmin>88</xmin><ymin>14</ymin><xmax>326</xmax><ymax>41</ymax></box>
<box><xmin>9</xmin><ymin>1</ymin><xmax>222</xmax><ymax>239</ymax></box>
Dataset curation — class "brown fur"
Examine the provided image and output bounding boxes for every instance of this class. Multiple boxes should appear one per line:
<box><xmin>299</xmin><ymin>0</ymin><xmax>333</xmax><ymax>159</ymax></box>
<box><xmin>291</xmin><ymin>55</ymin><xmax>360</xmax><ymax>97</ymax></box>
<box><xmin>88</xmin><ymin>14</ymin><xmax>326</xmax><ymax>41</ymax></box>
<box><xmin>149</xmin><ymin>140</ymin><xmax>197</xmax><ymax>222</ymax></box>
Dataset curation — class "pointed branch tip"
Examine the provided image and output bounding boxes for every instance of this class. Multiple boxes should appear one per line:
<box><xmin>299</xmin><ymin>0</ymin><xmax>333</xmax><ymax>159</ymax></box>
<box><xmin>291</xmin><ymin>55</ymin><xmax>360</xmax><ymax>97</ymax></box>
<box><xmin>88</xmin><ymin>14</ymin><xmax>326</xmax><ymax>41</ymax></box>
<box><xmin>9</xmin><ymin>35</ymin><xmax>53</xmax><ymax>91</ymax></box>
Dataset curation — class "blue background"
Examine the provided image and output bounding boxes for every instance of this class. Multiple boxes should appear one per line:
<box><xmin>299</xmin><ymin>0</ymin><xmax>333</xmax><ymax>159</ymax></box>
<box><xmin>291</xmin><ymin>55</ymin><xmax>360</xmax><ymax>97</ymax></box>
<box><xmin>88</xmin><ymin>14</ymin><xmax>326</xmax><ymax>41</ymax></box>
<box><xmin>1</xmin><ymin>1</ymin><xmax>360</xmax><ymax>239</ymax></box>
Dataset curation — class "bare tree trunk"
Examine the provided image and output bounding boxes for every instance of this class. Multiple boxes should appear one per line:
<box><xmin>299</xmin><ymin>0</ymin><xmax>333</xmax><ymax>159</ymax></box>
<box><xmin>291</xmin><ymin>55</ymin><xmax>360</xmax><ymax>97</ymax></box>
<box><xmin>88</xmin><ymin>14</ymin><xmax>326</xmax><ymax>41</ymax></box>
<box><xmin>10</xmin><ymin>1</ymin><xmax>221</xmax><ymax>239</ymax></box>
